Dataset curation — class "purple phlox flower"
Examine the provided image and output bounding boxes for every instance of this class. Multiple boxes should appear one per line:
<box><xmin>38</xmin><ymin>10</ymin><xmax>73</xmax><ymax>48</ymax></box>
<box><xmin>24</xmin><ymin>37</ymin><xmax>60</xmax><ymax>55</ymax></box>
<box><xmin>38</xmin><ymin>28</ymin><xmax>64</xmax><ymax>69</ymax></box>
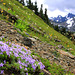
<box><xmin>18</xmin><ymin>60</ymin><xmax>21</xmax><ymax>64</ymax></box>
<box><xmin>32</xmin><ymin>65</ymin><xmax>36</xmax><ymax>70</ymax></box>
<box><xmin>9</xmin><ymin>52</ymin><xmax>12</xmax><ymax>55</ymax></box>
<box><xmin>21</xmin><ymin>62</ymin><xmax>25</xmax><ymax>66</ymax></box>
<box><xmin>2</xmin><ymin>36</ymin><xmax>4</xmax><ymax>38</ymax></box>
<box><xmin>0</xmin><ymin>48</ymin><xmax>4</xmax><ymax>52</ymax></box>
<box><xmin>0</xmin><ymin>52</ymin><xmax>3</xmax><ymax>54</ymax></box>
<box><xmin>29</xmin><ymin>59</ymin><xmax>35</xmax><ymax>64</ymax></box>
<box><xmin>0</xmin><ymin>41</ymin><xmax>4</xmax><ymax>45</ymax></box>
<box><xmin>0</xmin><ymin>37</ymin><xmax>2</xmax><ymax>40</ymax></box>
<box><xmin>26</xmin><ymin>73</ymin><xmax>28</xmax><ymax>75</ymax></box>
<box><xmin>4</xmin><ymin>60</ymin><xmax>6</xmax><ymax>64</ymax></box>
<box><xmin>24</xmin><ymin>68</ymin><xmax>27</xmax><ymax>71</ymax></box>
<box><xmin>34</xmin><ymin>64</ymin><xmax>37</xmax><ymax>67</ymax></box>
<box><xmin>28</xmin><ymin>50</ymin><xmax>31</xmax><ymax>54</ymax></box>
<box><xmin>6</xmin><ymin>51</ymin><xmax>10</xmax><ymax>56</ymax></box>
<box><xmin>20</xmin><ymin>65</ymin><xmax>22</xmax><ymax>69</ymax></box>
<box><xmin>0</xmin><ymin>63</ymin><xmax>4</xmax><ymax>67</ymax></box>
<box><xmin>24</xmin><ymin>64</ymin><xmax>28</xmax><ymax>67</ymax></box>
<box><xmin>9</xmin><ymin>42</ymin><xmax>11</xmax><ymax>45</ymax></box>
<box><xmin>16</xmin><ymin>45</ymin><xmax>20</xmax><ymax>48</ymax></box>
<box><xmin>38</xmin><ymin>62</ymin><xmax>45</xmax><ymax>69</ymax></box>
<box><xmin>6</xmin><ymin>41</ymin><xmax>8</xmax><ymax>44</ymax></box>
<box><xmin>28</xmin><ymin>55</ymin><xmax>32</xmax><ymax>58</ymax></box>
<box><xmin>14</xmin><ymin>53</ymin><xmax>19</xmax><ymax>57</ymax></box>
<box><xmin>0</xmin><ymin>70</ymin><xmax>4</xmax><ymax>74</ymax></box>
<box><xmin>10</xmin><ymin>48</ymin><xmax>13</xmax><ymax>51</ymax></box>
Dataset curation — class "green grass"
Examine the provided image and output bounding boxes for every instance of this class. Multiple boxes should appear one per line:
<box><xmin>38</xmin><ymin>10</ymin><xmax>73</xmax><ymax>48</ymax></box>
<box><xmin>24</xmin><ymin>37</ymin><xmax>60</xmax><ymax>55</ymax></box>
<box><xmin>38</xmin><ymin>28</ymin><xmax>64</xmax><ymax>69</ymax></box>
<box><xmin>0</xmin><ymin>0</ymin><xmax>75</xmax><ymax>55</ymax></box>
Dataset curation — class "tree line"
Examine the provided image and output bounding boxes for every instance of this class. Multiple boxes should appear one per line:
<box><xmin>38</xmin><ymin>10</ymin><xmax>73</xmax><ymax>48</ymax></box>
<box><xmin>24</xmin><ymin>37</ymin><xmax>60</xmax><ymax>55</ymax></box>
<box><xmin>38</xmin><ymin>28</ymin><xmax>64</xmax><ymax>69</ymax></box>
<box><xmin>16</xmin><ymin>0</ymin><xmax>50</xmax><ymax>26</ymax></box>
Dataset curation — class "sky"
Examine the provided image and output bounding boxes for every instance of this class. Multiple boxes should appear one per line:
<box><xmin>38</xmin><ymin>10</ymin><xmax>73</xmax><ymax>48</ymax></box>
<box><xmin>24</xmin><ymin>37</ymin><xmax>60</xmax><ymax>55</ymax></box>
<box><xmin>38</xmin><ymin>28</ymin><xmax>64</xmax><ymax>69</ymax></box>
<box><xmin>25</xmin><ymin>0</ymin><xmax>75</xmax><ymax>18</ymax></box>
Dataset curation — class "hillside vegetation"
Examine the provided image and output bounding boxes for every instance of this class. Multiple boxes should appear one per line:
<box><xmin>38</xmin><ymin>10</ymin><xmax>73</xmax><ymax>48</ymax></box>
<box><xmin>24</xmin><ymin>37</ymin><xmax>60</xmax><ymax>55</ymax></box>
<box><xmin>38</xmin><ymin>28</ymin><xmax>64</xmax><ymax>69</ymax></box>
<box><xmin>0</xmin><ymin>0</ymin><xmax>75</xmax><ymax>55</ymax></box>
<box><xmin>0</xmin><ymin>0</ymin><xmax>75</xmax><ymax>75</ymax></box>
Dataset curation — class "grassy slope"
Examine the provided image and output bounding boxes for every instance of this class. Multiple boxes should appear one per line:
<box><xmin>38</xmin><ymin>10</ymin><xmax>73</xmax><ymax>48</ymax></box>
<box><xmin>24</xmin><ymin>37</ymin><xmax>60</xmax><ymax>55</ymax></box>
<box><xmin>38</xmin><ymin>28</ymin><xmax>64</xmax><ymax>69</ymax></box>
<box><xmin>0</xmin><ymin>0</ymin><xmax>75</xmax><ymax>55</ymax></box>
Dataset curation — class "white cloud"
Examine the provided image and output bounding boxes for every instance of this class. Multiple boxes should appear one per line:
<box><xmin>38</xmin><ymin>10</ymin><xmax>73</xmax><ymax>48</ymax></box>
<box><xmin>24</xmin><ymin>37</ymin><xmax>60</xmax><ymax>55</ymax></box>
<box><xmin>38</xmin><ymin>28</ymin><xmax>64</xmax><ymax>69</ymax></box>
<box><xmin>47</xmin><ymin>9</ymin><xmax>68</xmax><ymax>17</ymax></box>
<box><xmin>31</xmin><ymin>0</ymin><xmax>68</xmax><ymax>17</ymax></box>
<box><xmin>25</xmin><ymin>0</ymin><xmax>75</xmax><ymax>18</ymax></box>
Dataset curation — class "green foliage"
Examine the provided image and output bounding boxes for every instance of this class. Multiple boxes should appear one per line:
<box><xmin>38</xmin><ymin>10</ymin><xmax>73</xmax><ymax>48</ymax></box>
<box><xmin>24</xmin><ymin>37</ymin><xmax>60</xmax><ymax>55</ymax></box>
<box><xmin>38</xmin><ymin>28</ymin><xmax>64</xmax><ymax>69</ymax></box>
<box><xmin>54</xmin><ymin>25</ymin><xmax>59</xmax><ymax>31</ymax></box>
<box><xmin>39</xmin><ymin>72</ymin><xmax>44</xmax><ymax>75</ymax></box>
<box><xmin>8</xmin><ymin>9</ymin><xmax>16</xmax><ymax>16</ymax></box>
<box><xmin>15</xmin><ymin>19</ymin><xmax>29</xmax><ymax>32</ymax></box>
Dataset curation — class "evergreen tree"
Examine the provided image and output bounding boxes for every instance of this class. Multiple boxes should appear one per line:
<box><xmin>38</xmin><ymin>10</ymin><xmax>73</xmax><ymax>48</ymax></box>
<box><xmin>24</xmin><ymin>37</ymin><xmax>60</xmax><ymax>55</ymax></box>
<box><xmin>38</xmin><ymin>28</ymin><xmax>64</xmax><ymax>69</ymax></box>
<box><xmin>19</xmin><ymin>0</ymin><xmax>25</xmax><ymax>6</ymax></box>
<box><xmin>34</xmin><ymin>1</ymin><xmax>38</xmax><ymax>15</ymax></box>
<box><xmin>27</xmin><ymin>0</ymin><xmax>34</xmax><ymax>10</ymax></box>
<box><xmin>27</xmin><ymin>0</ymin><xmax>32</xmax><ymax>9</ymax></box>
<box><xmin>31</xmin><ymin>2</ymin><xmax>34</xmax><ymax>10</ymax></box>
<box><xmin>54</xmin><ymin>25</ymin><xmax>59</xmax><ymax>31</ymax></box>
<box><xmin>39</xmin><ymin>4</ymin><xmax>44</xmax><ymax>19</ymax></box>
<box><xmin>44</xmin><ymin>8</ymin><xmax>49</xmax><ymax>24</ymax></box>
<box><xmin>41</xmin><ymin>8</ymin><xmax>50</xmax><ymax>25</ymax></box>
<box><xmin>45</xmin><ymin>8</ymin><xmax>47</xmax><ymax>17</ymax></box>
<box><xmin>26</xmin><ymin>0</ymin><xmax>28</xmax><ymax>6</ymax></box>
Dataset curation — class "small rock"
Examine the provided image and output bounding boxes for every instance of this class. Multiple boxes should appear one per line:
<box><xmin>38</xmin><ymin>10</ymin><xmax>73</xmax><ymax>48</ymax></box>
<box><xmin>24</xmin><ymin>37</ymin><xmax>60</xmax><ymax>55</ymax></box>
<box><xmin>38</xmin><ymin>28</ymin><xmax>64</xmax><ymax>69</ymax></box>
<box><xmin>28</xmin><ymin>37</ymin><xmax>37</xmax><ymax>42</ymax></box>
<box><xmin>33</xmin><ymin>36</ymin><xmax>39</xmax><ymax>40</ymax></box>
<box><xmin>72</xmin><ymin>69</ymin><xmax>75</xmax><ymax>73</ymax></box>
<box><xmin>43</xmin><ymin>52</ymin><xmax>48</xmax><ymax>55</ymax></box>
<box><xmin>55</xmin><ymin>39</ymin><xmax>61</xmax><ymax>42</ymax></box>
<box><xmin>23</xmin><ymin>37</ymin><xmax>32</xmax><ymax>47</ymax></box>
<box><xmin>10</xmin><ymin>29</ymin><xmax>15</xmax><ymax>34</ymax></box>
<box><xmin>58</xmin><ymin>45</ymin><xmax>64</xmax><ymax>49</ymax></box>
<box><xmin>16</xmin><ymin>37</ymin><xmax>19</xmax><ymax>41</ymax></box>
<box><xmin>0</xmin><ymin>31</ymin><xmax>2</xmax><ymax>36</ymax></box>
<box><xmin>42</xmin><ymin>69</ymin><xmax>51</xmax><ymax>75</ymax></box>
<box><xmin>58</xmin><ymin>50</ymin><xmax>75</xmax><ymax>59</ymax></box>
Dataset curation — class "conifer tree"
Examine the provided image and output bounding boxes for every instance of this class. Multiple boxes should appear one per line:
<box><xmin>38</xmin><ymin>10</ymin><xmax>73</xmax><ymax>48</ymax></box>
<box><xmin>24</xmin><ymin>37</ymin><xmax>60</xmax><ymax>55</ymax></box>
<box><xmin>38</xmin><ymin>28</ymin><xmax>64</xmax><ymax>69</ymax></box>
<box><xmin>39</xmin><ymin>4</ymin><xmax>44</xmax><ymax>19</ymax></box>
<box><xmin>19</xmin><ymin>0</ymin><xmax>25</xmax><ymax>6</ymax></box>
<box><xmin>34</xmin><ymin>1</ymin><xmax>38</xmax><ymax>15</ymax></box>
<box><xmin>26</xmin><ymin>0</ymin><xmax>28</xmax><ymax>6</ymax></box>
<box><xmin>44</xmin><ymin>8</ymin><xmax>49</xmax><ymax>24</ymax></box>
<box><xmin>27</xmin><ymin>0</ymin><xmax>32</xmax><ymax>9</ymax></box>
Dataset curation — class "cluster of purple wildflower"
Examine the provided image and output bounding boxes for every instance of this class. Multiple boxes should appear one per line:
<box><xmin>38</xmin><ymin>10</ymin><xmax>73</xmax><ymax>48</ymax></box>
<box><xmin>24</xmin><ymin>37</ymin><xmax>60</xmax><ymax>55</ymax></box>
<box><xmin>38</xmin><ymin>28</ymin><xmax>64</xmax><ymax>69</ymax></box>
<box><xmin>0</xmin><ymin>38</ymin><xmax>45</xmax><ymax>74</ymax></box>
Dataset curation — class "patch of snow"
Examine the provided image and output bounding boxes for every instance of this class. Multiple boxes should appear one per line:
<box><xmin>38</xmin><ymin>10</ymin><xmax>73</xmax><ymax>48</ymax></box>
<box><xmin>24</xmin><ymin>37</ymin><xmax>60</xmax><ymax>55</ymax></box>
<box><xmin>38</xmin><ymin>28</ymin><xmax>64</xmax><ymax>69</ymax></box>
<box><xmin>58</xmin><ymin>15</ymin><xmax>61</xmax><ymax>17</ymax></box>
<box><xmin>67</xmin><ymin>17</ymin><xmax>70</xmax><ymax>20</ymax></box>
<box><xmin>67</xmin><ymin>18</ymin><xmax>74</xmax><ymax>28</ymax></box>
<box><xmin>58</xmin><ymin>25</ymin><xmax>61</xmax><ymax>27</ymax></box>
<box><xmin>56</xmin><ymin>20</ymin><xmax>59</xmax><ymax>22</ymax></box>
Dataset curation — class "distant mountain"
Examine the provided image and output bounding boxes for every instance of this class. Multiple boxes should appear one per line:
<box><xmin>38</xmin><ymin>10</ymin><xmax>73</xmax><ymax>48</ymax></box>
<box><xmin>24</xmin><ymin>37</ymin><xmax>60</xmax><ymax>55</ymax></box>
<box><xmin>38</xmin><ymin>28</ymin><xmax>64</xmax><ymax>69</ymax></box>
<box><xmin>50</xmin><ymin>13</ymin><xmax>75</xmax><ymax>23</ymax></box>
<box><xmin>50</xmin><ymin>13</ymin><xmax>75</xmax><ymax>32</ymax></box>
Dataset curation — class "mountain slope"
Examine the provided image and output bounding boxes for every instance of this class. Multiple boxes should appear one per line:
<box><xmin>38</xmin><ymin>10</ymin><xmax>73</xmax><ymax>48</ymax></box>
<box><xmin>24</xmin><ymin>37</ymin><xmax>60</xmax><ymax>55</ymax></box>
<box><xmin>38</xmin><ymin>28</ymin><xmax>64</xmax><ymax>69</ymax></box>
<box><xmin>0</xmin><ymin>0</ymin><xmax>75</xmax><ymax>75</ymax></box>
<box><xmin>0</xmin><ymin>0</ymin><xmax>75</xmax><ymax>55</ymax></box>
